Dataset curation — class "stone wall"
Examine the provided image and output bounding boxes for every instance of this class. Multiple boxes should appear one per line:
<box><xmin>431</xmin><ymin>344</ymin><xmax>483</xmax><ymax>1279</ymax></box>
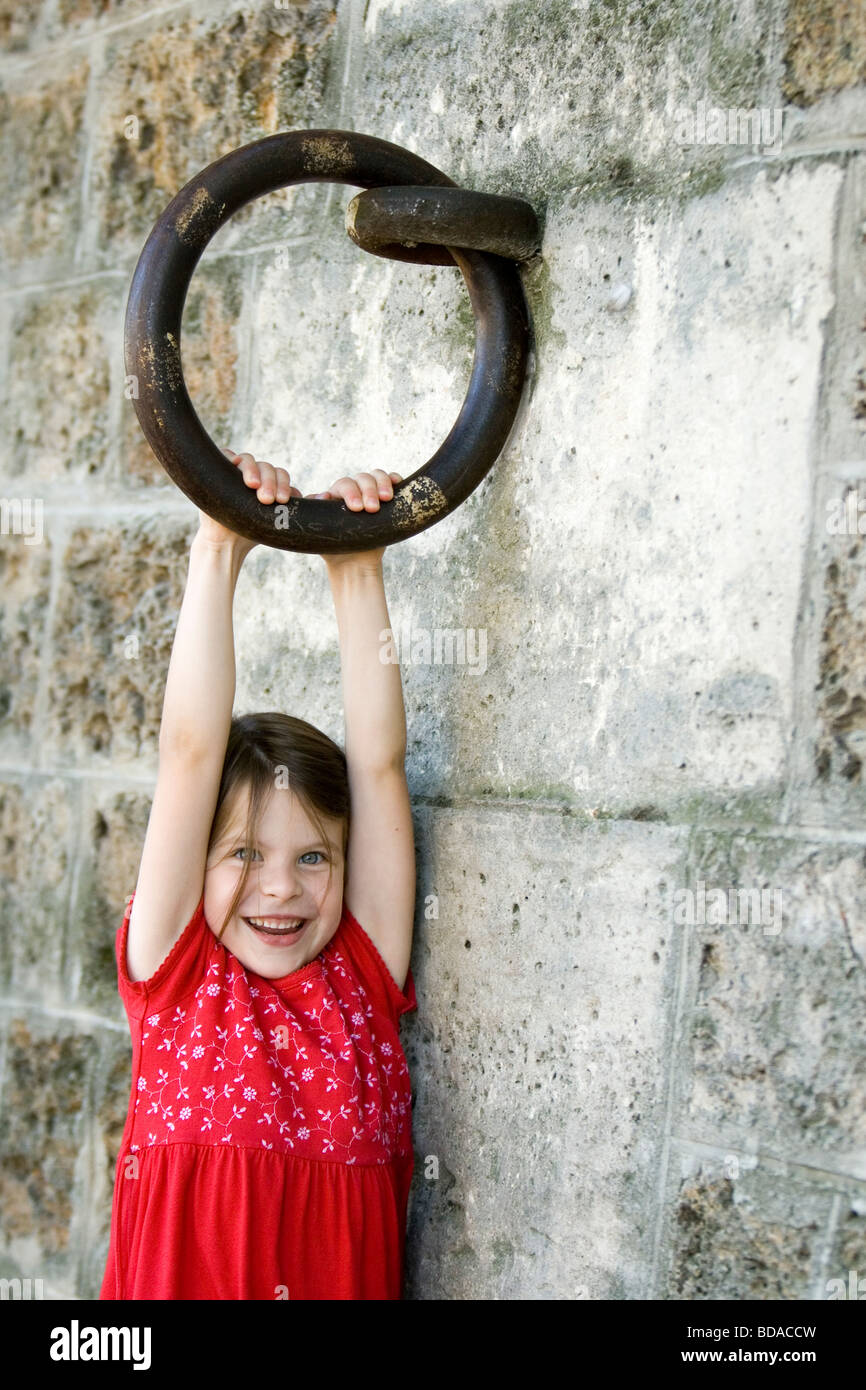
<box><xmin>0</xmin><ymin>0</ymin><xmax>864</xmax><ymax>1300</ymax></box>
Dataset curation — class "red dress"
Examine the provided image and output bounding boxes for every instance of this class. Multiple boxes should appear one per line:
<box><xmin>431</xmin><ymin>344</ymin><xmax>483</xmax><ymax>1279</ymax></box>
<box><xmin>99</xmin><ymin>889</ymin><xmax>417</xmax><ymax>1300</ymax></box>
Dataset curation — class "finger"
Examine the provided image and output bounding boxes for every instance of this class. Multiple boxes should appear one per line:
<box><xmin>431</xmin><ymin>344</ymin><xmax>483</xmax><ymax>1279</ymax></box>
<box><xmin>349</xmin><ymin>471</ymin><xmax>384</xmax><ymax>510</ymax></box>
<box><xmin>253</xmin><ymin>461</ymin><xmax>279</xmax><ymax>502</ymax></box>
<box><xmin>233</xmin><ymin>452</ymin><xmax>261</xmax><ymax>488</ymax></box>
<box><xmin>255</xmin><ymin>461</ymin><xmax>292</xmax><ymax>504</ymax></box>
<box><xmin>326</xmin><ymin>476</ymin><xmax>366</xmax><ymax>510</ymax></box>
<box><xmin>223</xmin><ymin>450</ymin><xmax>301</xmax><ymax>502</ymax></box>
<box><xmin>271</xmin><ymin>466</ymin><xmax>296</xmax><ymax>504</ymax></box>
<box><xmin>368</xmin><ymin>468</ymin><xmax>398</xmax><ymax>499</ymax></box>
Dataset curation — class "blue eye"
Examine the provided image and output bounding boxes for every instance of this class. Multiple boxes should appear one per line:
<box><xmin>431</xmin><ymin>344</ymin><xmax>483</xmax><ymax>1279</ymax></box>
<box><xmin>232</xmin><ymin>847</ymin><xmax>260</xmax><ymax>861</ymax></box>
<box><xmin>300</xmin><ymin>851</ymin><xmax>325</xmax><ymax>865</ymax></box>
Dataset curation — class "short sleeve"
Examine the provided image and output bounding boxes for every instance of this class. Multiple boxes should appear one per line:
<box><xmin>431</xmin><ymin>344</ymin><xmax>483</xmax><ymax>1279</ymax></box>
<box><xmin>115</xmin><ymin>888</ymin><xmax>212</xmax><ymax>1020</ymax></box>
<box><xmin>336</xmin><ymin>903</ymin><xmax>417</xmax><ymax>1026</ymax></box>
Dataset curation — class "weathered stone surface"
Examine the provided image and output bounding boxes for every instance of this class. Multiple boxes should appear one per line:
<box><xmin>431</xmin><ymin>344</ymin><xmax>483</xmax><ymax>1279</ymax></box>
<box><xmin>0</xmin><ymin>1017</ymin><xmax>97</xmax><ymax>1275</ymax></box>
<box><xmin>815</xmin><ymin>502</ymin><xmax>866</xmax><ymax>787</ymax></box>
<box><xmin>0</xmin><ymin>56</ymin><xmax>89</xmax><ymax>271</ymax></box>
<box><xmin>78</xmin><ymin>1028</ymin><xmax>136</xmax><ymax>1299</ymax></box>
<box><xmin>251</xmin><ymin>162</ymin><xmax>836</xmax><ymax>822</ymax></box>
<box><xmin>507</xmin><ymin>161</ymin><xmax>838</xmax><ymax>822</ymax></box>
<box><xmin>790</xmin><ymin>158</ymin><xmax>866</xmax><ymax>828</ymax></box>
<box><xmin>234</xmin><ymin>539</ymin><xmax>355</xmax><ymax>746</ymax></box>
<box><xmin>67</xmin><ymin>784</ymin><xmax>153</xmax><ymax>1016</ymax></box>
<box><xmin>0</xmin><ymin>0</ymin><xmax>41</xmax><ymax>54</ymax></box>
<box><xmin>823</xmin><ymin>1197</ymin><xmax>866</xmax><ymax>1299</ymax></box>
<box><xmin>0</xmin><ymin>2</ymin><xmax>38</xmax><ymax>53</ymax></box>
<box><xmin>679</xmin><ymin>832</ymin><xmax>866</xmax><ymax>1165</ymax></box>
<box><xmin>246</xmin><ymin>233</ymin><xmax>468</xmax><ymax>499</ymax></box>
<box><xmin>0</xmin><ymin>535</ymin><xmax>51</xmax><ymax>756</ymax></box>
<box><xmin>358</xmin><ymin>0</ymin><xmax>782</xmax><ymax>203</ymax></box>
<box><xmin>0</xmin><ymin>779</ymin><xmax>75</xmax><ymax>1005</ymax></box>
<box><xmin>52</xmin><ymin>0</ymin><xmax>141</xmax><ymax>36</ymax></box>
<box><xmin>400</xmin><ymin>805</ymin><xmax>688</xmax><ymax>1299</ymax></box>
<box><xmin>1</xmin><ymin>0</ymin><xmax>864</xmax><ymax>1306</ymax></box>
<box><xmin>783</xmin><ymin>0</ymin><xmax>866</xmax><ymax>105</ymax></box>
<box><xmin>663</xmin><ymin>1156</ymin><xmax>831</xmax><ymax>1299</ymax></box>
<box><xmin>43</xmin><ymin>516</ymin><xmax>196</xmax><ymax>767</ymax></box>
<box><xmin>4</xmin><ymin>285</ymin><xmax>115</xmax><ymax>482</ymax></box>
<box><xmin>804</xmin><ymin>156</ymin><xmax>866</xmax><ymax>470</ymax></box>
<box><xmin>89</xmin><ymin>2</ymin><xmax>338</xmax><ymax>269</ymax></box>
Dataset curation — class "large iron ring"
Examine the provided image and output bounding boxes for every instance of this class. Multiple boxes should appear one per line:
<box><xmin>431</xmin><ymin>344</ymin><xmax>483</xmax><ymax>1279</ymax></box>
<box><xmin>124</xmin><ymin>129</ymin><xmax>538</xmax><ymax>553</ymax></box>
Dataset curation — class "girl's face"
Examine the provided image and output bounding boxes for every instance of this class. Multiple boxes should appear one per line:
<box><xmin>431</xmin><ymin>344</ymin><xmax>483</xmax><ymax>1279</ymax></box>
<box><xmin>203</xmin><ymin>784</ymin><xmax>346</xmax><ymax>979</ymax></box>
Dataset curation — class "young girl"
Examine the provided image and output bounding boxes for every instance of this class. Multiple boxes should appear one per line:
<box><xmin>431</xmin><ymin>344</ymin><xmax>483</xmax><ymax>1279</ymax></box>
<box><xmin>99</xmin><ymin>451</ymin><xmax>418</xmax><ymax>1301</ymax></box>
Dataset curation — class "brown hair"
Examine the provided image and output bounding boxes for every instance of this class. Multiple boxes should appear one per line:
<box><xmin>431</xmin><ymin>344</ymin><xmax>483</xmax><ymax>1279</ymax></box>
<box><xmin>207</xmin><ymin>712</ymin><xmax>350</xmax><ymax>941</ymax></box>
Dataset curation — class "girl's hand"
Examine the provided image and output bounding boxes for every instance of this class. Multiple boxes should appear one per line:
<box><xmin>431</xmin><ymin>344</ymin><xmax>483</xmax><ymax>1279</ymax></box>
<box><xmin>195</xmin><ymin>449</ymin><xmax>301</xmax><ymax>553</ymax></box>
<box><xmin>309</xmin><ymin>470</ymin><xmax>403</xmax><ymax>570</ymax></box>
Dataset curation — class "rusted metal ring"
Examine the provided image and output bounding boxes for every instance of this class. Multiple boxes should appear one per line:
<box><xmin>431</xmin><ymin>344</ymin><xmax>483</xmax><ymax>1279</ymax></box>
<box><xmin>124</xmin><ymin>129</ymin><xmax>538</xmax><ymax>553</ymax></box>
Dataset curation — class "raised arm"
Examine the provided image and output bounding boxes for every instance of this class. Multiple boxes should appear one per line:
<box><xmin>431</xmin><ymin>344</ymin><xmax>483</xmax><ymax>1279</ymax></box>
<box><xmin>160</xmin><ymin>450</ymin><xmax>295</xmax><ymax>755</ymax></box>
<box><xmin>126</xmin><ymin>452</ymin><xmax>289</xmax><ymax>981</ymax></box>
<box><xmin>158</xmin><ymin>535</ymin><xmax>249</xmax><ymax>756</ymax></box>
<box><xmin>321</xmin><ymin>471</ymin><xmax>416</xmax><ymax>993</ymax></box>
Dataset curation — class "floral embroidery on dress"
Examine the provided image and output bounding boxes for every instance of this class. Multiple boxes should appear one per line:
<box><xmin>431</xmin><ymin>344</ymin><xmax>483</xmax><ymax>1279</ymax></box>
<box><xmin>128</xmin><ymin>939</ymin><xmax>412</xmax><ymax>1165</ymax></box>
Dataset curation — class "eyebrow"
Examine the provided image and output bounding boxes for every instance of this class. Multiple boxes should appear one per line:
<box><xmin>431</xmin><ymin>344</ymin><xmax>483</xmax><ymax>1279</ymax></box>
<box><xmin>221</xmin><ymin>834</ymin><xmax>338</xmax><ymax>853</ymax></box>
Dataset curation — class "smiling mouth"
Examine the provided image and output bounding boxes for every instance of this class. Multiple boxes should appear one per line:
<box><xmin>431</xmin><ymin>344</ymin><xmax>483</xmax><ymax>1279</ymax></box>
<box><xmin>243</xmin><ymin>916</ymin><xmax>309</xmax><ymax>938</ymax></box>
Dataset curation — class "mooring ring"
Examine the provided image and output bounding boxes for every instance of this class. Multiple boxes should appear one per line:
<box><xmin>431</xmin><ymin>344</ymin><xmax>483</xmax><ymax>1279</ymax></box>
<box><xmin>124</xmin><ymin>129</ymin><xmax>537</xmax><ymax>553</ymax></box>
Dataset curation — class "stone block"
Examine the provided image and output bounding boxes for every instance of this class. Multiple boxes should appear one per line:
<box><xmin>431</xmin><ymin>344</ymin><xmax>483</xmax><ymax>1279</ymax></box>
<box><xmin>822</xmin><ymin>1196</ymin><xmax>866</xmax><ymax>1300</ymax></box>
<box><xmin>89</xmin><ymin>2</ymin><xmax>339</xmax><ymax>270</ymax></box>
<box><xmin>48</xmin><ymin>0</ymin><xmax>148</xmax><ymax>42</ymax></box>
<box><xmin>3</xmin><ymin>284</ymin><xmax>115</xmax><ymax>483</ymax></box>
<box><xmin>0</xmin><ymin>533</ymin><xmax>51</xmax><ymax>758</ymax></box>
<box><xmin>0</xmin><ymin>0</ymin><xmax>41</xmax><ymax>54</ymax></box>
<box><xmin>789</xmin><ymin>157</ymin><xmax>866</xmax><ymax>829</ymax></box>
<box><xmin>401</xmin><ymin>804</ymin><xmax>688</xmax><ymax>1298</ymax></box>
<box><xmin>247</xmin><ymin>234</ymin><xmax>468</xmax><ymax>497</ymax></box>
<box><xmin>0</xmin><ymin>53</ymin><xmax>89</xmax><ymax>274</ymax></box>
<box><xmin>662</xmin><ymin>1151</ymin><xmax>833</xmax><ymax>1299</ymax></box>
<box><xmin>330</xmin><ymin>162</ymin><xmax>839</xmax><ymax>824</ymax></box>
<box><xmin>0</xmin><ymin>778</ymin><xmax>75</xmax><ymax>1005</ymax></box>
<box><xmin>814</xmin><ymin>483</ymin><xmax>866</xmax><ymax>790</ymax></box>
<box><xmin>66</xmin><ymin>783</ymin><xmax>153</xmax><ymax>1016</ymax></box>
<box><xmin>783</xmin><ymin>0</ymin><xmax>866</xmax><ymax>106</ymax></box>
<box><xmin>357</xmin><ymin>0</ymin><xmax>782</xmax><ymax>203</ymax></box>
<box><xmin>43</xmin><ymin>515</ymin><xmax>195</xmax><ymax>767</ymax></box>
<box><xmin>0</xmin><ymin>1016</ymin><xmax>98</xmax><ymax>1284</ymax></box>
<box><xmin>679</xmin><ymin>831</ymin><xmax>866</xmax><ymax>1167</ymax></box>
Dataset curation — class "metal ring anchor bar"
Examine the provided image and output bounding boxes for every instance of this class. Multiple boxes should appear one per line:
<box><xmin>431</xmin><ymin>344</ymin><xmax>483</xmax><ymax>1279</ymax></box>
<box><xmin>346</xmin><ymin>185</ymin><xmax>543</xmax><ymax>264</ymax></box>
<box><xmin>124</xmin><ymin>129</ymin><xmax>540</xmax><ymax>553</ymax></box>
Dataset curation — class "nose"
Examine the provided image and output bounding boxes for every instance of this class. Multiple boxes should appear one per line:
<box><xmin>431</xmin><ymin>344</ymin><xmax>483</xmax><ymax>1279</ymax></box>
<box><xmin>255</xmin><ymin>857</ymin><xmax>306</xmax><ymax>904</ymax></box>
